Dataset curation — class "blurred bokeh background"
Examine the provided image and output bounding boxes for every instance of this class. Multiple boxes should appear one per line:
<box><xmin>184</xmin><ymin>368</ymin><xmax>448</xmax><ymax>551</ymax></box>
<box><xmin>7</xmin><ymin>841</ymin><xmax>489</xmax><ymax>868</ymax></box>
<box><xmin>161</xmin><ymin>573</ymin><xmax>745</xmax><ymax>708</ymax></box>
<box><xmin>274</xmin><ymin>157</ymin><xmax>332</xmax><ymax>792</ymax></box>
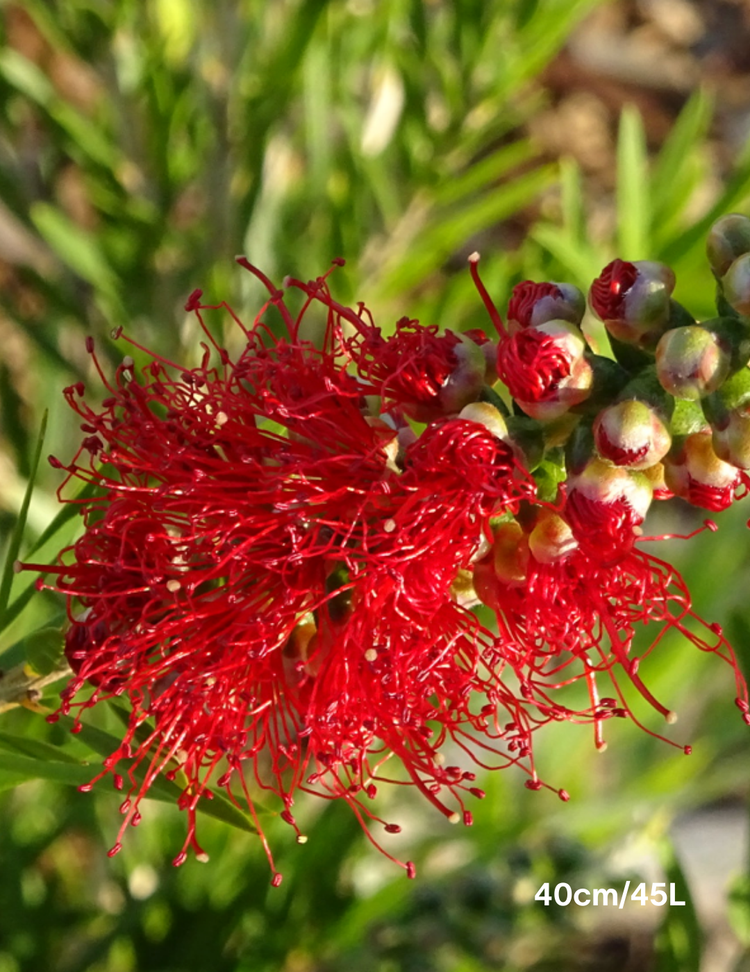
<box><xmin>0</xmin><ymin>1</ymin><xmax>749</xmax><ymax>969</ymax></box>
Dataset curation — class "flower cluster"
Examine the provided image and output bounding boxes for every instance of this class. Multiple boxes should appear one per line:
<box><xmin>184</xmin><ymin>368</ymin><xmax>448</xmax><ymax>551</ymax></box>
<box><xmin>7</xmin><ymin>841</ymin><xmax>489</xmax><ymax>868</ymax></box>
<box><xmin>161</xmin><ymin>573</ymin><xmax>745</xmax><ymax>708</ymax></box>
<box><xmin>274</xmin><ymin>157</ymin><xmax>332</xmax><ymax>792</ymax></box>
<box><xmin>26</xmin><ymin>220</ymin><xmax>750</xmax><ymax>883</ymax></box>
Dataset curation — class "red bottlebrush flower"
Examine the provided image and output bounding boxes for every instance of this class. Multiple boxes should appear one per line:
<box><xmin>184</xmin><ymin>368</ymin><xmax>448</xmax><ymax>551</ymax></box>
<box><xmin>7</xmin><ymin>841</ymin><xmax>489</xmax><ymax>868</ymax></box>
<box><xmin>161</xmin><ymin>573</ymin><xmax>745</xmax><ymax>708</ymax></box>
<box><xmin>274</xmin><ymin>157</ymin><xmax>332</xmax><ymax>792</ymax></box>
<box><xmin>344</xmin><ymin>317</ymin><xmax>486</xmax><ymax>421</ymax></box>
<box><xmin>474</xmin><ymin>513</ymin><xmax>750</xmax><ymax>753</ymax></box>
<box><xmin>496</xmin><ymin>320</ymin><xmax>593</xmax><ymax>422</ymax></box>
<box><xmin>27</xmin><ymin>261</ymin><xmax>544</xmax><ymax>882</ymax></box>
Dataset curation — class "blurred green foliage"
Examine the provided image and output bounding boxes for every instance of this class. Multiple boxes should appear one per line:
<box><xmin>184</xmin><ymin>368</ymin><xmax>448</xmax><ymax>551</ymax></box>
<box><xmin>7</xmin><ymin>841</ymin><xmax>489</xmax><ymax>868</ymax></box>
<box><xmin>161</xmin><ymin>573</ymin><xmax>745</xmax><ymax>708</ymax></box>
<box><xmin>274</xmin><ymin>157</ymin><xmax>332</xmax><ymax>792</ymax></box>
<box><xmin>0</xmin><ymin>1</ymin><xmax>749</xmax><ymax>970</ymax></box>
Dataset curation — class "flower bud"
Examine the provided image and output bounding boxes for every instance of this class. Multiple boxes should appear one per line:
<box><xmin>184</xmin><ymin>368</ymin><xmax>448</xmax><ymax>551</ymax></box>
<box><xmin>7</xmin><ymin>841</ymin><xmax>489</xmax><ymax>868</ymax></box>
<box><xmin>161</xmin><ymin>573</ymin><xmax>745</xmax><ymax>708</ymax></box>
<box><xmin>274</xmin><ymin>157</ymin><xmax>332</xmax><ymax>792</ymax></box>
<box><xmin>507</xmin><ymin>280</ymin><xmax>585</xmax><ymax>335</ymax></box>
<box><xmin>593</xmin><ymin>399</ymin><xmax>671</xmax><ymax>470</ymax></box>
<box><xmin>528</xmin><ymin>511</ymin><xmax>578</xmax><ymax>565</ymax></box>
<box><xmin>721</xmin><ymin>253</ymin><xmax>750</xmax><ymax>318</ymax></box>
<box><xmin>655</xmin><ymin>325</ymin><xmax>730</xmax><ymax>400</ymax></box>
<box><xmin>497</xmin><ymin>320</ymin><xmax>593</xmax><ymax>422</ymax></box>
<box><xmin>463</xmin><ymin>329</ymin><xmax>498</xmax><ymax>384</ymax></box>
<box><xmin>641</xmin><ymin>461</ymin><xmax>673</xmax><ymax>500</ymax></box>
<box><xmin>566</xmin><ymin>457</ymin><xmax>653</xmax><ymax>562</ymax></box>
<box><xmin>707</xmin><ymin>214</ymin><xmax>750</xmax><ymax>278</ymax></box>
<box><xmin>712</xmin><ymin>404</ymin><xmax>750</xmax><ymax>470</ymax></box>
<box><xmin>458</xmin><ymin>401</ymin><xmax>508</xmax><ymax>442</ymax></box>
<box><xmin>589</xmin><ymin>259</ymin><xmax>675</xmax><ymax>347</ymax></box>
<box><xmin>491</xmin><ymin>520</ymin><xmax>529</xmax><ymax>586</ymax></box>
<box><xmin>438</xmin><ymin>332</ymin><xmax>487</xmax><ymax>414</ymax></box>
<box><xmin>663</xmin><ymin>431</ymin><xmax>741</xmax><ymax>511</ymax></box>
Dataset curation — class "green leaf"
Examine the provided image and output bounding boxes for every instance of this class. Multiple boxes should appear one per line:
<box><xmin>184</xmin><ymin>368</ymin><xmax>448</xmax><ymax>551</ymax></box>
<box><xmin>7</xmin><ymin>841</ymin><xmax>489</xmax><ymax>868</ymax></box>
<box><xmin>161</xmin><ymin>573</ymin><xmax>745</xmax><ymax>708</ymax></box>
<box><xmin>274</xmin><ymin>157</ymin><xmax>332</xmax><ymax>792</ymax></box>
<box><xmin>27</xmin><ymin>478</ymin><xmax>99</xmax><ymax>559</ymax></box>
<box><xmin>30</xmin><ymin>204</ymin><xmax>119</xmax><ymax>295</ymax></box>
<box><xmin>660</xmin><ymin>144</ymin><xmax>750</xmax><ymax>267</ymax></box>
<box><xmin>0</xmin><ymin>730</ymin><xmax>86</xmax><ymax>765</ymax></box>
<box><xmin>0</xmin><ymin>752</ymin><xmax>94</xmax><ymax>789</ymax></box>
<box><xmin>728</xmin><ymin>874</ymin><xmax>750</xmax><ymax>948</ymax></box>
<box><xmin>651</xmin><ymin>89</ymin><xmax>713</xmax><ymax>227</ymax></box>
<box><xmin>654</xmin><ymin>844</ymin><xmax>703</xmax><ymax>972</ymax></box>
<box><xmin>56</xmin><ymin>714</ymin><xmax>258</xmax><ymax>834</ymax></box>
<box><xmin>617</xmin><ymin>104</ymin><xmax>650</xmax><ymax>260</ymax></box>
<box><xmin>23</xmin><ymin>627</ymin><xmax>65</xmax><ymax>676</ymax></box>
<box><xmin>0</xmin><ymin>411</ymin><xmax>47</xmax><ymax>633</ymax></box>
<box><xmin>560</xmin><ymin>155</ymin><xmax>586</xmax><ymax>247</ymax></box>
<box><xmin>528</xmin><ymin>223</ymin><xmax>603</xmax><ymax>289</ymax></box>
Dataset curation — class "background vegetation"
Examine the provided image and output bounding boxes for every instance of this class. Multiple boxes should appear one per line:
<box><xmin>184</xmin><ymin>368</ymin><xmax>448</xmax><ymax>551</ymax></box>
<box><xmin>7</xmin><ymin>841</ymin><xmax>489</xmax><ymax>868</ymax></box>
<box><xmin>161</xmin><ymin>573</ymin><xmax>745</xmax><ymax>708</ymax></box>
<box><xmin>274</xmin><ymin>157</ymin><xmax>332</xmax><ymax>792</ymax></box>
<box><xmin>0</xmin><ymin>1</ymin><xmax>749</xmax><ymax>969</ymax></box>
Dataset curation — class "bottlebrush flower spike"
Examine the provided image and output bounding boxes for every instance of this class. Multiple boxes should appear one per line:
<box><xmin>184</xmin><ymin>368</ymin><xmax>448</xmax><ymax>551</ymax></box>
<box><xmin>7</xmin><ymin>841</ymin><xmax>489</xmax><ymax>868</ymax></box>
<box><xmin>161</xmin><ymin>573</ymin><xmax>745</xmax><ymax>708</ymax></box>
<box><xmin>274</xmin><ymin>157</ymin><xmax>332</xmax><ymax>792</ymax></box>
<box><xmin>25</xmin><ymin>260</ymin><xmax>542</xmax><ymax>883</ymax></box>
<box><xmin>22</xmin><ymin>227</ymin><xmax>750</xmax><ymax>882</ymax></box>
<box><xmin>474</xmin><ymin>513</ymin><xmax>749</xmax><ymax>754</ymax></box>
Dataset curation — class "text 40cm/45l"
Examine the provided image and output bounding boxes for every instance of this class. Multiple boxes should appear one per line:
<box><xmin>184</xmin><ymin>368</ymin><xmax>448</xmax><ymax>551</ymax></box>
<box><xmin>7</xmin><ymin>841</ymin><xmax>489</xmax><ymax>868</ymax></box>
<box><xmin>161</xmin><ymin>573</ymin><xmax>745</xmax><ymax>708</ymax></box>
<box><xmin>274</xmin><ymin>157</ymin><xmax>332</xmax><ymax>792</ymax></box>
<box><xmin>535</xmin><ymin>881</ymin><xmax>686</xmax><ymax>908</ymax></box>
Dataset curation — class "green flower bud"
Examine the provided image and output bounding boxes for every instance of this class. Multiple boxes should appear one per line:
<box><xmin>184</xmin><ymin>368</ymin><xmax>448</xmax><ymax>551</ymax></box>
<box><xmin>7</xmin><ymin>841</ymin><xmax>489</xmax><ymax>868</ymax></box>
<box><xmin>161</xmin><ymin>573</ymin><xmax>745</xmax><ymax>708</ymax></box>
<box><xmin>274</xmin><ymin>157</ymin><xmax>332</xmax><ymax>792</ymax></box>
<box><xmin>712</xmin><ymin>404</ymin><xmax>750</xmax><ymax>470</ymax></box>
<box><xmin>707</xmin><ymin>213</ymin><xmax>750</xmax><ymax>278</ymax></box>
<box><xmin>722</xmin><ymin>252</ymin><xmax>750</xmax><ymax>318</ymax></box>
<box><xmin>439</xmin><ymin>332</ymin><xmax>487</xmax><ymax>414</ymax></box>
<box><xmin>655</xmin><ymin>325</ymin><xmax>730</xmax><ymax>400</ymax></box>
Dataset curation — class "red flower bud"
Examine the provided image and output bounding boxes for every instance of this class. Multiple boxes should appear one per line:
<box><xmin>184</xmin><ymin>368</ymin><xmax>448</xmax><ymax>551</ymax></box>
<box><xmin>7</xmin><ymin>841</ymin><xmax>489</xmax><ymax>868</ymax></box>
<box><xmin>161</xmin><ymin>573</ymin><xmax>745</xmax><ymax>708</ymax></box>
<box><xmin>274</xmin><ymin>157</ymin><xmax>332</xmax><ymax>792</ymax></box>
<box><xmin>593</xmin><ymin>400</ymin><xmax>672</xmax><ymax>469</ymax></box>
<box><xmin>507</xmin><ymin>281</ymin><xmax>585</xmax><ymax>335</ymax></box>
<box><xmin>566</xmin><ymin>458</ymin><xmax>653</xmax><ymax>562</ymax></box>
<box><xmin>663</xmin><ymin>431</ymin><xmax>741</xmax><ymax>510</ymax></box>
<box><xmin>497</xmin><ymin>320</ymin><xmax>593</xmax><ymax>421</ymax></box>
<box><xmin>589</xmin><ymin>259</ymin><xmax>675</xmax><ymax>347</ymax></box>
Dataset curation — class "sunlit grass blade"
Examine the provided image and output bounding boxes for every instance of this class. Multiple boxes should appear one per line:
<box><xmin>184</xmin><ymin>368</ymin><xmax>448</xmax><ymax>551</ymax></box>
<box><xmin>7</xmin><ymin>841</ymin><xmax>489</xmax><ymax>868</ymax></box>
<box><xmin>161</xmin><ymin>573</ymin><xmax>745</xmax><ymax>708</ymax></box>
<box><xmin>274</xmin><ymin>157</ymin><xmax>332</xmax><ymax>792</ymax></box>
<box><xmin>0</xmin><ymin>411</ymin><xmax>47</xmax><ymax>633</ymax></box>
<box><xmin>617</xmin><ymin>104</ymin><xmax>650</xmax><ymax>260</ymax></box>
<box><xmin>651</xmin><ymin>89</ymin><xmax>713</xmax><ymax>227</ymax></box>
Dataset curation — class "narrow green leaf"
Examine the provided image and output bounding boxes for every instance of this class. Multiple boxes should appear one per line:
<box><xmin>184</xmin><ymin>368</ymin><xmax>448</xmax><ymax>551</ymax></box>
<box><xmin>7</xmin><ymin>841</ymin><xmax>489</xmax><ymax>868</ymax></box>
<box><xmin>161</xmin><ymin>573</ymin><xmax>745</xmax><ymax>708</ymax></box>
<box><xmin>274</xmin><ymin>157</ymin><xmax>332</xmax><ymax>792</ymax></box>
<box><xmin>651</xmin><ymin>89</ymin><xmax>713</xmax><ymax>224</ymax></box>
<box><xmin>728</xmin><ymin>874</ymin><xmax>750</xmax><ymax>947</ymax></box>
<box><xmin>0</xmin><ymin>730</ymin><xmax>86</xmax><ymax>765</ymax></box>
<box><xmin>381</xmin><ymin>165</ymin><xmax>556</xmax><ymax>296</ymax></box>
<box><xmin>560</xmin><ymin>156</ymin><xmax>586</xmax><ymax>247</ymax></box>
<box><xmin>0</xmin><ymin>752</ymin><xmax>94</xmax><ymax>788</ymax></box>
<box><xmin>27</xmin><ymin>478</ymin><xmax>99</xmax><ymax>558</ymax></box>
<box><xmin>0</xmin><ymin>411</ymin><xmax>47</xmax><ymax>632</ymax></box>
<box><xmin>617</xmin><ymin>104</ymin><xmax>650</xmax><ymax>260</ymax></box>
<box><xmin>30</xmin><ymin>204</ymin><xmax>119</xmax><ymax>295</ymax></box>
<box><xmin>0</xmin><ymin>48</ymin><xmax>54</xmax><ymax>106</ymax></box>
<box><xmin>528</xmin><ymin>223</ymin><xmax>603</xmax><ymax>289</ymax></box>
<box><xmin>23</xmin><ymin>627</ymin><xmax>65</xmax><ymax>676</ymax></box>
<box><xmin>56</xmin><ymin>714</ymin><xmax>258</xmax><ymax>833</ymax></box>
<box><xmin>435</xmin><ymin>140</ymin><xmax>537</xmax><ymax>209</ymax></box>
<box><xmin>660</xmin><ymin>146</ymin><xmax>750</xmax><ymax>266</ymax></box>
<box><xmin>654</xmin><ymin>844</ymin><xmax>703</xmax><ymax>972</ymax></box>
